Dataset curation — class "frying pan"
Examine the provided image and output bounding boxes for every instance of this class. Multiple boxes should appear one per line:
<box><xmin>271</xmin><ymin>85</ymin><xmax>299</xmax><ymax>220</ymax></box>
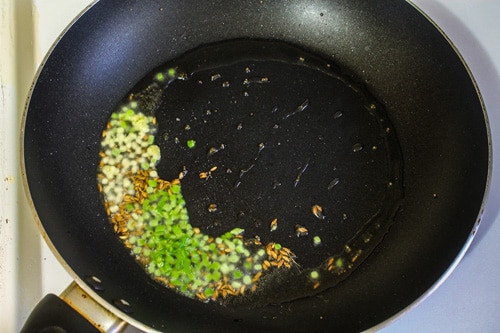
<box><xmin>20</xmin><ymin>0</ymin><xmax>490</xmax><ymax>332</ymax></box>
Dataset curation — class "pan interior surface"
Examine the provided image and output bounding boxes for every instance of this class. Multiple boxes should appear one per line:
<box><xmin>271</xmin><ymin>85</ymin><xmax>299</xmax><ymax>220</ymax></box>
<box><xmin>22</xmin><ymin>0</ymin><xmax>489</xmax><ymax>332</ymax></box>
<box><xmin>98</xmin><ymin>40</ymin><xmax>404</xmax><ymax>306</ymax></box>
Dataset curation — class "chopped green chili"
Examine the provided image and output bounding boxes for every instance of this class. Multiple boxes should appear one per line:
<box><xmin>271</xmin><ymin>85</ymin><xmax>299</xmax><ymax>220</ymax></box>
<box><xmin>97</xmin><ymin>83</ymin><xmax>300</xmax><ymax>303</ymax></box>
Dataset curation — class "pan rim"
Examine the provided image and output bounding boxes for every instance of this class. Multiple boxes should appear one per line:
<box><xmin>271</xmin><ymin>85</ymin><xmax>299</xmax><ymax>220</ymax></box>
<box><xmin>366</xmin><ymin>1</ymin><xmax>493</xmax><ymax>331</ymax></box>
<box><xmin>18</xmin><ymin>0</ymin><xmax>150</xmax><ymax>330</ymax></box>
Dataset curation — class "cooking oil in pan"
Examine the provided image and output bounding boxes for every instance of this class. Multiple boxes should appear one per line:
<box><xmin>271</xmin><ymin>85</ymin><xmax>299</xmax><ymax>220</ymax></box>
<box><xmin>97</xmin><ymin>40</ymin><xmax>403</xmax><ymax>306</ymax></box>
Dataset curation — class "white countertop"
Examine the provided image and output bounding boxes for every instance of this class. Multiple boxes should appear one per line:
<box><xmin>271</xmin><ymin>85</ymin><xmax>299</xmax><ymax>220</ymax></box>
<box><xmin>1</xmin><ymin>0</ymin><xmax>499</xmax><ymax>332</ymax></box>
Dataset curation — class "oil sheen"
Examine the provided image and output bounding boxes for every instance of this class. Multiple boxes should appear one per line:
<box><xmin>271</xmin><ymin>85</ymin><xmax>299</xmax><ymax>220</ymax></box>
<box><xmin>97</xmin><ymin>40</ymin><xmax>404</xmax><ymax>306</ymax></box>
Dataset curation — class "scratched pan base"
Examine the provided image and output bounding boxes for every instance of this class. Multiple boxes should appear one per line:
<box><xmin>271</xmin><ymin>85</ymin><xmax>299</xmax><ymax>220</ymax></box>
<box><xmin>119</xmin><ymin>40</ymin><xmax>403</xmax><ymax>305</ymax></box>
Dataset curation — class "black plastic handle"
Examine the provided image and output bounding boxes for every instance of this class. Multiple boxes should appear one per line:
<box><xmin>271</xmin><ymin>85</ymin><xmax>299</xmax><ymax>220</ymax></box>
<box><xmin>20</xmin><ymin>294</ymin><xmax>100</xmax><ymax>333</ymax></box>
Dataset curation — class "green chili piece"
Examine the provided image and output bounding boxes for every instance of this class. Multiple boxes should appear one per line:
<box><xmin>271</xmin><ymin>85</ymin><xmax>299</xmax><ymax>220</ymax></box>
<box><xmin>186</xmin><ymin>139</ymin><xmax>196</xmax><ymax>149</ymax></box>
<box><xmin>171</xmin><ymin>279</ymin><xmax>183</xmax><ymax>287</ymax></box>
<box><xmin>228</xmin><ymin>254</ymin><xmax>240</xmax><ymax>264</ymax></box>
<box><xmin>231</xmin><ymin>281</ymin><xmax>242</xmax><ymax>289</ymax></box>
<box><xmin>224</xmin><ymin>239</ymin><xmax>236</xmax><ymax>250</ymax></box>
<box><xmin>155</xmin><ymin>72</ymin><xmax>165</xmax><ymax>82</ymax></box>
<box><xmin>220</xmin><ymin>263</ymin><xmax>231</xmax><ymax>275</ymax></box>
<box><xmin>243</xmin><ymin>275</ymin><xmax>252</xmax><ymax>285</ymax></box>
<box><xmin>210</xmin><ymin>262</ymin><xmax>221</xmax><ymax>271</ymax></box>
<box><xmin>204</xmin><ymin>288</ymin><xmax>214</xmax><ymax>297</ymax></box>
<box><xmin>170</xmin><ymin>184</ymin><xmax>181</xmax><ymax>194</ymax></box>
<box><xmin>229</xmin><ymin>227</ymin><xmax>245</xmax><ymax>235</ymax></box>
<box><xmin>336</xmin><ymin>258</ymin><xmax>344</xmax><ymax>268</ymax></box>
<box><xmin>126</xmin><ymin>220</ymin><xmax>135</xmax><ymax>231</ymax></box>
<box><xmin>235</xmin><ymin>244</ymin><xmax>246</xmax><ymax>254</ymax></box>
<box><xmin>233</xmin><ymin>270</ymin><xmax>243</xmax><ymax>279</ymax></box>
<box><xmin>212</xmin><ymin>271</ymin><xmax>221</xmax><ymax>281</ymax></box>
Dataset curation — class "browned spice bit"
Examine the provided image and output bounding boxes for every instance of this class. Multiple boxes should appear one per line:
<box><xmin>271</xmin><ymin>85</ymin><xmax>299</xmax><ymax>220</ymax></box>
<box><xmin>327</xmin><ymin>257</ymin><xmax>334</xmax><ymax>267</ymax></box>
<box><xmin>245</xmin><ymin>235</ymin><xmax>262</xmax><ymax>246</ymax></box>
<box><xmin>270</xmin><ymin>218</ymin><xmax>278</xmax><ymax>231</ymax></box>
<box><xmin>313</xmin><ymin>282</ymin><xmax>321</xmax><ymax>289</ymax></box>
<box><xmin>295</xmin><ymin>224</ymin><xmax>309</xmax><ymax>237</ymax></box>
<box><xmin>207</xmin><ymin>203</ymin><xmax>218</xmax><ymax>213</ymax></box>
<box><xmin>270</xmin><ymin>250</ymin><xmax>278</xmax><ymax>260</ymax></box>
<box><xmin>252</xmin><ymin>271</ymin><xmax>262</xmax><ymax>283</ymax></box>
<box><xmin>239</xmin><ymin>285</ymin><xmax>246</xmax><ymax>294</ymax></box>
<box><xmin>351</xmin><ymin>249</ymin><xmax>362</xmax><ymax>263</ymax></box>
<box><xmin>280</xmin><ymin>247</ymin><xmax>292</xmax><ymax>256</ymax></box>
<box><xmin>178</xmin><ymin>166</ymin><xmax>188</xmax><ymax>179</ymax></box>
<box><xmin>312</xmin><ymin>204</ymin><xmax>326</xmax><ymax>220</ymax></box>
<box><xmin>326</xmin><ymin>257</ymin><xmax>336</xmax><ymax>271</ymax></box>
<box><xmin>265</xmin><ymin>243</ymin><xmax>274</xmax><ymax>255</ymax></box>
<box><xmin>155</xmin><ymin>276</ymin><xmax>173</xmax><ymax>288</ymax></box>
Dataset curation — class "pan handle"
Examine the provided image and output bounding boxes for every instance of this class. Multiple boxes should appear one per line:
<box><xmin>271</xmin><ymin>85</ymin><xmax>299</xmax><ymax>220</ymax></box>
<box><xmin>21</xmin><ymin>282</ymin><xmax>129</xmax><ymax>333</ymax></box>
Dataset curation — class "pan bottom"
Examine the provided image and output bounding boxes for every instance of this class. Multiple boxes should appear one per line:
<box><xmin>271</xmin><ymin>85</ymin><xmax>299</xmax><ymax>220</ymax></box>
<box><xmin>98</xmin><ymin>40</ymin><xmax>404</xmax><ymax>306</ymax></box>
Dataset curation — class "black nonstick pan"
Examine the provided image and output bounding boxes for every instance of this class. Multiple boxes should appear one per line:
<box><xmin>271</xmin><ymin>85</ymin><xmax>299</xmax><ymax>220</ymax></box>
<box><xmin>21</xmin><ymin>0</ymin><xmax>490</xmax><ymax>332</ymax></box>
